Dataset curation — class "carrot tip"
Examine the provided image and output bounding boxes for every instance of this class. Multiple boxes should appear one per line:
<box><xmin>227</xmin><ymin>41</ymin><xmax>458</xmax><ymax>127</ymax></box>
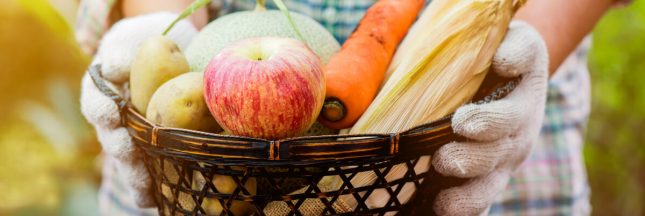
<box><xmin>321</xmin><ymin>99</ymin><xmax>346</xmax><ymax>122</ymax></box>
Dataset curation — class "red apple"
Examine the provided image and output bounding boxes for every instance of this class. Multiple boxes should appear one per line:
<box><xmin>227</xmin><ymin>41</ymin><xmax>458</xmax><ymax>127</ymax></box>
<box><xmin>203</xmin><ymin>37</ymin><xmax>325</xmax><ymax>139</ymax></box>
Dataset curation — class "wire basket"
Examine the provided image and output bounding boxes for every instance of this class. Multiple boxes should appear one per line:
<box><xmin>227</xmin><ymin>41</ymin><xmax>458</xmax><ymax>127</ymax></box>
<box><xmin>89</xmin><ymin>65</ymin><xmax>518</xmax><ymax>216</ymax></box>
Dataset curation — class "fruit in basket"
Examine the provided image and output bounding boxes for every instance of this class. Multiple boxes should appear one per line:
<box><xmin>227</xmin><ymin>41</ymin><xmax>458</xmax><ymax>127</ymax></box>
<box><xmin>203</xmin><ymin>37</ymin><xmax>325</xmax><ymax>139</ymax></box>
<box><xmin>146</xmin><ymin>72</ymin><xmax>221</xmax><ymax>132</ymax></box>
<box><xmin>130</xmin><ymin>36</ymin><xmax>190</xmax><ymax>115</ymax></box>
<box><xmin>184</xmin><ymin>3</ymin><xmax>340</xmax><ymax>72</ymax></box>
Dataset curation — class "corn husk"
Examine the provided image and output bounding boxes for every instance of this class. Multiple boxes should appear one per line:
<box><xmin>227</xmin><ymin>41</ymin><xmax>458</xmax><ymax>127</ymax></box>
<box><xmin>351</xmin><ymin>0</ymin><xmax>524</xmax><ymax>134</ymax></box>
<box><xmin>341</xmin><ymin>0</ymin><xmax>526</xmax><ymax>211</ymax></box>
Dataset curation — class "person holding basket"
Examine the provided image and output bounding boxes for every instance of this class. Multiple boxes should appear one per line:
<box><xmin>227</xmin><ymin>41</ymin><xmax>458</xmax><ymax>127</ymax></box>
<box><xmin>77</xmin><ymin>0</ymin><xmax>629</xmax><ymax>215</ymax></box>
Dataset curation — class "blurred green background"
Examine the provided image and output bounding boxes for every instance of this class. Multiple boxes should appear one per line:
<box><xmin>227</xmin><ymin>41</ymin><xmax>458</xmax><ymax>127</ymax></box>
<box><xmin>0</xmin><ymin>0</ymin><xmax>643</xmax><ymax>215</ymax></box>
<box><xmin>586</xmin><ymin>1</ymin><xmax>645</xmax><ymax>215</ymax></box>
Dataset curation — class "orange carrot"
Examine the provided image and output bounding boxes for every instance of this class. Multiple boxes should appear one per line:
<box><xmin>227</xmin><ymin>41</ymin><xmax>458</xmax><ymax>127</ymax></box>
<box><xmin>319</xmin><ymin>0</ymin><xmax>425</xmax><ymax>129</ymax></box>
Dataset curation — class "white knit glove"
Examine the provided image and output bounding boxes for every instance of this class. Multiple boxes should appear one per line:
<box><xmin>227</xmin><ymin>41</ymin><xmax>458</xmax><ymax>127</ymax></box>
<box><xmin>431</xmin><ymin>21</ymin><xmax>549</xmax><ymax>215</ymax></box>
<box><xmin>80</xmin><ymin>12</ymin><xmax>197</xmax><ymax>208</ymax></box>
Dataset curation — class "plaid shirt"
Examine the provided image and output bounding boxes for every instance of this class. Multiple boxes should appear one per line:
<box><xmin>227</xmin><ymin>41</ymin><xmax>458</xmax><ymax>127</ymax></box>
<box><xmin>78</xmin><ymin>1</ymin><xmax>595</xmax><ymax>215</ymax></box>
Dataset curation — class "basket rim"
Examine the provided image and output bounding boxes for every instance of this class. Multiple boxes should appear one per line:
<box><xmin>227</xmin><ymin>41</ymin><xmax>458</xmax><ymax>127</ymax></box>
<box><xmin>89</xmin><ymin>65</ymin><xmax>519</xmax><ymax>163</ymax></box>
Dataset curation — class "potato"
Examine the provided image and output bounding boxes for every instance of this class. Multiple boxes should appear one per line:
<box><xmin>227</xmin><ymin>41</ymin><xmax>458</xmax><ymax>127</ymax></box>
<box><xmin>160</xmin><ymin>161</ymin><xmax>194</xmax><ymax>210</ymax></box>
<box><xmin>146</xmin><ymin>72</ymin><xmax>221</xmax><ymax>132</ymax></box>
<box><xmin>193</xmin><ymin>166</ymin><xmax>257</xmax><ymax>216</ymax></box>
<box><xmin>131</xmin><ymin>35</ymin><xmax>190</xmax><ymax>115</ymax></box>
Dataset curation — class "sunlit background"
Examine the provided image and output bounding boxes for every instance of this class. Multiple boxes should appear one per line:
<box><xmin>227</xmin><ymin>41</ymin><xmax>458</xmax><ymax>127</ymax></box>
<box><xmin>0</xmin><ymin>0</ymin><xmax>643</xmax><ymax>215</ymax></box>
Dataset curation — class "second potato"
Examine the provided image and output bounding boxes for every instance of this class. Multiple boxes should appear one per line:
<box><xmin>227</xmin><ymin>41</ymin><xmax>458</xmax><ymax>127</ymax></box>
<box><xmin>146</xmin><ymin>72</ymin><xmax>221</xmax><ymax>132</ymax></box>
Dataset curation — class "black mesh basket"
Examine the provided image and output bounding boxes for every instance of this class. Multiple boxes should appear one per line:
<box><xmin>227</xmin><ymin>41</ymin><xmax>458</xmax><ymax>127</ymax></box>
<box><xmin>89</xmin><ymin>65</ymin><xmax>518</xmax><ymax>216</ymax></box>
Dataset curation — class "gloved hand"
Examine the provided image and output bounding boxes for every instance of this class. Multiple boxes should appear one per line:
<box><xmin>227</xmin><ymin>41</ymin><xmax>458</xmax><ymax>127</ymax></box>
<box><xmin>80</xmin><ymin>12</ymin><xmax>197</xmax><ymax>208</ymax></box>
<box><xmin>431</xmin><ymin>20</ymin><xmax>549</xmax><ymax>215</ymax></box>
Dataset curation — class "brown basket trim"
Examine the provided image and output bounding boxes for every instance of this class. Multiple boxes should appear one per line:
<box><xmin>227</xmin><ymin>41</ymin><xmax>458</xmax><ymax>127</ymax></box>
<box><xmin>90</xmin><ymin>65</ymin><xmax>459</xmax><ymax>162</ymax></box>
<box><xmin>90</xmin><ymin>64</ymin><xmax>519</xmax><ymax>163</ymax></box>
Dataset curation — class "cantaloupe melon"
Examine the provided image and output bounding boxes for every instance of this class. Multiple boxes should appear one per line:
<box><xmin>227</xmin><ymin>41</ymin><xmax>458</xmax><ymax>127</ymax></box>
<box><xmin>185</xmin><ymin>9</ymin><xmax>341</xmax><ymax>72</ymax></box>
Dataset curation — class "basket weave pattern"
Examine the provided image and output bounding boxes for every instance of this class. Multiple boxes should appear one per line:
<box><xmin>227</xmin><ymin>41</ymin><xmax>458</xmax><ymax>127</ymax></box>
<box><xmin>89</xmin><ymin>65</ymin><xmax>518</xmax><ymax>215</ymax></box>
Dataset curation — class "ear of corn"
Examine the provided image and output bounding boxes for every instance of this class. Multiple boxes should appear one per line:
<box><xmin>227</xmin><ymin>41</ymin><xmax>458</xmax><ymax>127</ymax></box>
<box><xmin>338</xmin><ymin>0</ymin><xmax>526</xmax><ymax>211</ymax></box>
<box><xmin>351</xmin><ymin>0</ymin><xmax>525</xmax><ymax>135</ymax></box>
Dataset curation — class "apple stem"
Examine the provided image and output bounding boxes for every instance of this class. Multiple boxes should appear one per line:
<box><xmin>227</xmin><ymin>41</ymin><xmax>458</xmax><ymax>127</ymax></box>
<box><xmin>255</xmin><ymin>0</ymin><xmax>267</xmax><ymax>12</ymax></box>
<box><xmin>321</xmin><ymin>99</ymin><xmax>346</xmax><ymax>122</ymax></box>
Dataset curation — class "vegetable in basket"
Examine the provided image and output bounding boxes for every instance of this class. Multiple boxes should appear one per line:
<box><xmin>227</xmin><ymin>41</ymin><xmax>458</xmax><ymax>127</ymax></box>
<box><xmin>146</xmin><ymin>72</ymin><xmax>221</xmax><ymax>132</ymax></box>
<box><xmin>130</xmin><ymin>35</ymin><xmax>190</xmax><ymax>115</ymax></box>
<box><xmin>192</xmin><ymin>167</ymin><xmax>257</xmax><ymax>215</ymax></box>
<box><xmin>319</xmin><ymin>0</ymin><xmax>425</xmax><ymax>129</ymax></box>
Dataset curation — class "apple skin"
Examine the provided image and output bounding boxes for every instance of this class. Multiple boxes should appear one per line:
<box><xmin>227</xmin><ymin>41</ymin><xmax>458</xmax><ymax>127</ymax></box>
<box><xmin>203</xmin><ymin>37</ymin><xmax>325</xmax><ymax>139</ymax></box>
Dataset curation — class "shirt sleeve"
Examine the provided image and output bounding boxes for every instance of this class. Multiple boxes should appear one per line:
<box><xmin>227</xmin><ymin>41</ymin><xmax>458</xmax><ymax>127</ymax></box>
<box><xmin>208</xmin><ymin>0</ymin><xmax>233</xmax><ymax>19</ymax></box>
<box><xmin>75</xmin><ymin>0</ymin><xmax>118</xmax><ymax>55</ymax></box>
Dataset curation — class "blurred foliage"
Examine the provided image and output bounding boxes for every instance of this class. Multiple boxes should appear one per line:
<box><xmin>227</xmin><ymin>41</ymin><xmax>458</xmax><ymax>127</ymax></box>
<box><xmin>0</xmin><ymin>0</ymin><xmax>88</xmax><ymax>119</ymax></box>
<box><xmin>0</xmin><ymin>0</ymin><xmax>99</xmax><ymax>215</ymax></box>
<box><xmin>0</xmin><ymin>122</ymin><xmax>60</xmax><ymax>212</ymax></box>
<box><xmin>586</xmin><ymin>1</ymin><xmax>645</xmax><ymax>215</ymax></box>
